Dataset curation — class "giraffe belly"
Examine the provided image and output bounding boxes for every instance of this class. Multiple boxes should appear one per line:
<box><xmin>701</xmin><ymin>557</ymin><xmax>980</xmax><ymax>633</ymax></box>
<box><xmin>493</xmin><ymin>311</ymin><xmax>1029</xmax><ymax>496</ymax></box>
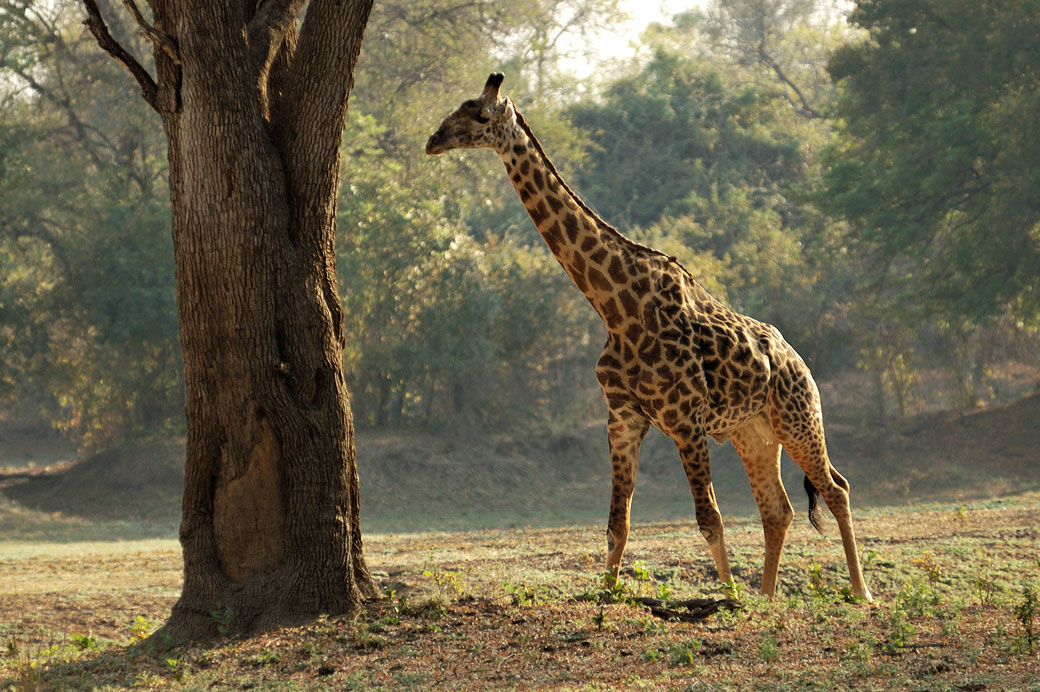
<box><xmin>627</xmin><ymin>349</ymin><xmax>770</xmax><ymax>441</ymax></box>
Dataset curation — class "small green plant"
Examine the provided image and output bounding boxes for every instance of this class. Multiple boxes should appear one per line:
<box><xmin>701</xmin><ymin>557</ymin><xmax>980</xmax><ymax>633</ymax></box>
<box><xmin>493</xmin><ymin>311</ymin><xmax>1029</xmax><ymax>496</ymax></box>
<box><xmin>897</xmin><ymin>577</ymin><xmax>939</xmax><ymax>617</ymax></box>
<box><xmin>1012</xmin><ymin>584</ymin><xmax>1037</xmax><ymax>654</ymax></box>
<box><xmin>626</xmin><ymin>614</ymin><xmax>668</xmax><ymax>635</ymax></box>
<box><xmin>758</xmin><ymin>634</ymin><xmax>780</xmax><ymax>663</ymax></box>
<box><xmin>807</xmin><ymin>563</ymin><xmax>826</xmax><ymax>598</ymax></box>
<box><xmin>130</xmin><ymin>615</ymin><xmax>153</xmax><ymax>641</ymax></box>
<box><xmin>210</xmin><ymin>605</ymin><xmax>234</xmax><ymax>637</ymax></box>
<box><xmin>656</xmin><ymin>582</ymin><xmax>672</xmax><ymax>601</ymax></box>
<box><xmin>883</xmin><ymin>608</ymin><xmax>915</xmax><ymax>653</ymax></box>
<box><xmin>249</xmin><ymin>649</ymin><xmax>282</xmax><ymax>666</ymax></box>
<box><xmin>631</xmin><ymin>561</ymin><xmax>652</xmax><ymax>582</ymax></box>
<box><xmin>641</xmin><ymin>645</ymin><xmax>662</xmax><ymax>663</ymax></box>
<box><xmin>722</xmin><ymin>576</ymin><xmax>745</xmax><ymax>601</ymax></box>
<box><xmin>423</xmin><ymin>569</ymin><xmax>464</xmax><ymax>599</ymax></box>
<box><xmin>913</xmin><ymin>550</ymin><xmax>944</xmax><ymax>586</ymax></box>
<box><xmin>164</xmin><ymin>657</ymin><xmax>185</xmax><ymax>682</ymax></box>
<box><xmin>667</xmin><ymin>639</ymin><xmax>702</xmax><ymax>667</ymax></box>
<box><xmin>503</xmin><ymin>580</ymin><xmax>551</xmax><ymax>607</ymax></box>
<box><xmin>595</xmin><ymin>572</ymin><xmax>633</xmax><ymax>605</ymax></box>
<box><xmin>971</xmin><ymin>568</ymin><xmax>1002</xmax><ymax>607</ymax></box>
<box><xmin>71</xmin><ymin>632</ymin><xmax>97</xmax><ymax>651</ymax></box>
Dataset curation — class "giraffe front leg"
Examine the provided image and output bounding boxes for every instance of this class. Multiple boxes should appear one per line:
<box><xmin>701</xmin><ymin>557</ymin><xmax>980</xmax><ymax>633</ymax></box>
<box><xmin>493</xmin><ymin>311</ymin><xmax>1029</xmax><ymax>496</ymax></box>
<box><xmin>603</xmin><ymin>405</ymin><xmax>650</xmax><ymax>582</ymax></box>
<box><xmin>674</xmin><ymin>428</ymin><xmax>732</xmax><ymax>587</ymax></box>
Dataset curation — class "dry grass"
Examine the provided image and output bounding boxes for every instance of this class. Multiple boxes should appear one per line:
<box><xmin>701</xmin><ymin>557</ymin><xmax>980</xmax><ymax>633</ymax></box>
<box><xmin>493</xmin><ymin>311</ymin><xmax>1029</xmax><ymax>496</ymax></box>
<box><xmin>2</xmin><ymin>493</ymin><xmax>1038</xmax><ymax>691</ymax></box>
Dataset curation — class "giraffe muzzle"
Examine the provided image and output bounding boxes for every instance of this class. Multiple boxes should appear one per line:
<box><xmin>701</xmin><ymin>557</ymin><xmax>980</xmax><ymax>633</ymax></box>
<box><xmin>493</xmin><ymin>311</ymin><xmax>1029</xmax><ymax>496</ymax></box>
<box><xmin>425</xmin><ymin>132</ymin><xmax>446</xmax><ymax>156</ymax></box>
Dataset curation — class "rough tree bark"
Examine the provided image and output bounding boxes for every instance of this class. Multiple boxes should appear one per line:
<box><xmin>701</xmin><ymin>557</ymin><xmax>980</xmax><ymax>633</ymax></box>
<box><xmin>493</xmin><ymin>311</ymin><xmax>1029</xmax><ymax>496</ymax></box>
<box><xmin>81</xmin><ymin>0</ymin><xmax>378</xmax><ymax>640</ymax></box>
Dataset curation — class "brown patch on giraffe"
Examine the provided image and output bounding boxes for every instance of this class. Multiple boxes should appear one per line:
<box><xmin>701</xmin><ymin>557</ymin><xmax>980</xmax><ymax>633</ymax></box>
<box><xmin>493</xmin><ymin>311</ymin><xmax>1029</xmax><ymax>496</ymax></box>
<box><xmin>532</xmin><ymin>169</ymin><xmax>544</xmax><ymax>190</ymax></box>
<box><xmin>617</xmin><ymin>289</ymin><xmax>639</xmax><ymax>317</ymax></box>
<box><xmin>529</xmin><ymin>200</ymin><xmax>549</xmax><ymax>226</ymax></box>
<box><xmin>564</xmin><ymin>215</ymin><xmax>580</xmax><ymax>243</ymax></box>
<box><xmin>640</xmin><ymin>341</ymin><xmax>662</xmax><ymax>365</ymax></box>
<box><xmin>624</xmin><ymin>322</ymin><xmax>642</xmax><ymax>345</ymax></box>
<box><xmin>607</xmin><ymin>256</ymin><xmax>627</xmax><ymax>284</ymax></box>
<box><xmin>642</xmin><ymin>304</ymin><xmax>659</xmax><ymax>333</ymax></box>
<box><xmin>562</xmin><ymin>213</ymin><xmax>580</xmax><ymax>242</ymax></box>
<box><xmin>601</xmin><ymin>297</ymin><xmax>623</xmax><ymax>328</ymax></box>
<box><xmin>587</xmin><ymin>267</ymin><xmax>612</xmax><ymax>292</ymax></box>
<box><xmin>544</xmin><ymin>233</ymin><xmax>561</xmax><ymax>255</ymax></box>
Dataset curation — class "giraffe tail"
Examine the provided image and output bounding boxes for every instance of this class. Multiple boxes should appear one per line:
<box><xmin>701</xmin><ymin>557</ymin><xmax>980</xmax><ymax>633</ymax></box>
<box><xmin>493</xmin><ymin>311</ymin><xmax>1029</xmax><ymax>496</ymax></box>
<box><xmin>803</xmin><ymin>475</ymin><xmax>824</xmax><ymax>534</ymax></box>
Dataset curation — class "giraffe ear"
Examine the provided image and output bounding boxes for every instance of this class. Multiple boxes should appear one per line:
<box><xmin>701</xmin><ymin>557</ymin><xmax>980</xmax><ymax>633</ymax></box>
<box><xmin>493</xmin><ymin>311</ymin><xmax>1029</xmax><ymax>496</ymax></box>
<box><xmin>479</xmin><ymin>97</ymin><xmax>514</xmax><ymax>123</ymax></box>
<box><xmin>481</xmin><ymin>72</ymin><xmax>505</xmax><ymax>104</ymax></box>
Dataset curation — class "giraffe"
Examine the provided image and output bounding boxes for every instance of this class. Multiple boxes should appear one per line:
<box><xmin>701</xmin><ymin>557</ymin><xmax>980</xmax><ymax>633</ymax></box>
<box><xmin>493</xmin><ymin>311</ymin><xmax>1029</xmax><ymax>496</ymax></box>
<box><xmin>426</xmin><ymin>73</ymin><xmax>872</xmax><ymax>601</ymax></box>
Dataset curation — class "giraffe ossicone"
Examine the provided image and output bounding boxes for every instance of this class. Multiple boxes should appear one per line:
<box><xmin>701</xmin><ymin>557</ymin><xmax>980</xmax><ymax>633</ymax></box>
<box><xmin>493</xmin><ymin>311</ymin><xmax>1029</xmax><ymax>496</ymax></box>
<box><xmin>426</xmin><ymin>72</ymin><xmax>872</xmax><ymax>602</ymax></box>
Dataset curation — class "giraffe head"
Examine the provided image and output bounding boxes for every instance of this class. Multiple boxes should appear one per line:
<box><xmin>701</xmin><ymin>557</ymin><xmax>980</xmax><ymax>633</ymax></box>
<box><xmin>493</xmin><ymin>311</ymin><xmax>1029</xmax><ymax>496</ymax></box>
<box><xmin>425</xmin><ymin>72</ymin><xmax>516</xmax><ymax>156</ymax></box>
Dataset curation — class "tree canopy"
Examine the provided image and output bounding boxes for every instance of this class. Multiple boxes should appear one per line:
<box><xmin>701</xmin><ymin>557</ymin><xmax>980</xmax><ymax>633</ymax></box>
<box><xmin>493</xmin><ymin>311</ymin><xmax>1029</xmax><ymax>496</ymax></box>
<box><xmin>822</xmin><ymin>0</ymin><xmax>1040</xmax><ymax>326</ymax></box>
<box><xmin>2</xmin><ymin>0</ymin><xmax>1038</xmax><ymax>445</ymax></box>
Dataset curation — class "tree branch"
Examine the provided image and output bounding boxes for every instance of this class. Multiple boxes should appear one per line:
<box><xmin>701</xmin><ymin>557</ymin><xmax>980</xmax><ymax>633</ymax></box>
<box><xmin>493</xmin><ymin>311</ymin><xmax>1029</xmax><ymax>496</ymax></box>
<box><xmin>758</xmin><ymin>46</ymin><xmax>820</xmax><ymax>119</ymax></box>
<box><xmin>120</xmin><ymin>0</ymin><xmax>180</xmax><ymax>65</ymax></box>
<box><xmin>283</xmin><ymin>0</ymin><xmax>373</xmax><ymax>126</ymax></box>
<box><xmin>81</xmin><ymin>0</ymin><xmax>158</xmax><ymax>109</ymax></box>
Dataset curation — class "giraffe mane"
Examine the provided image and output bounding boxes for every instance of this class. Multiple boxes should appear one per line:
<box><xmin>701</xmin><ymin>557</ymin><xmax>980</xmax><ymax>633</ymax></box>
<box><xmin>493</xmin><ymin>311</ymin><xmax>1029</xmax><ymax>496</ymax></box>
<box><xmin>512</xmin><ymin>106</ymin><xmax>687</xmax><ymax>273</ymax></box>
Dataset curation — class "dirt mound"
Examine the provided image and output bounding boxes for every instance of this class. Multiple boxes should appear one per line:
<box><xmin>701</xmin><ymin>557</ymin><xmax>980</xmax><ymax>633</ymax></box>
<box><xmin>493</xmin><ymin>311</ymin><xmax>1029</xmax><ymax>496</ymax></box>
<box><xmin>825</xmin><ymin>393</ymin><xmax>1040</xmax><ymax>504</ymax></box>
<box><xmin>2</xmin><ymin>438</ymin><xmax>184</xmax><ymax>522</ymax></box>
<box><xmin>1</xmin><ymin>395</ymin><xmax>1037</xmax><ymax>531</ymax></box>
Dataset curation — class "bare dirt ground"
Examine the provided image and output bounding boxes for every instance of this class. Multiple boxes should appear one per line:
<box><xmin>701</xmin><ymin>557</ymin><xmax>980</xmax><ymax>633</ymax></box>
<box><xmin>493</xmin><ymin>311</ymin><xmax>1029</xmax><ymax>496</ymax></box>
<box><xmin>1</xmin><ymin>494</ymin><xmax>1038</xmax><ymax>690</ymax></box>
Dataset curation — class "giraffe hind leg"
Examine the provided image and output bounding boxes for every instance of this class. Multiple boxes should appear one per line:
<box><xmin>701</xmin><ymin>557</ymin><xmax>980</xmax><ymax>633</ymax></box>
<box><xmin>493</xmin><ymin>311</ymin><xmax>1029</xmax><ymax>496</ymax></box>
<box><xmin>730</xmin><ymin>415</ymin><xmax>792</xmax><ymax>597</ymax></box>
<box><xmin>804</xmin><ymin>467</ymin><xmax>851</xmax><ymax>533</ymax></box>
<box><xmin>768</xmin><ymin>387</ymin><xmax>872</xmax><ymax>601</ymax></box>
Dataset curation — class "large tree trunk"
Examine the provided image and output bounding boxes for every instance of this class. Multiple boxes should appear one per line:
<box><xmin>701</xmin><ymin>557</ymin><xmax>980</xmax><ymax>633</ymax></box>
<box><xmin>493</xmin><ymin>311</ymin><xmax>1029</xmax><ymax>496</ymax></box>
<box><xmin>83</xmin><ymin>0</ymin><xmax>377</xmax><ymax>640</ymax></box>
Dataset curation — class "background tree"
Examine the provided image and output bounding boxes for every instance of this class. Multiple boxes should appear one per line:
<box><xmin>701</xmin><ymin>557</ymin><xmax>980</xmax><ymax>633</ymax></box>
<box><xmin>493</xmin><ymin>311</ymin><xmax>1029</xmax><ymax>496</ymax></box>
<box><xmin>822</xmin><ymin>0</ymin><xmax>1040</xmax><ymax>326</ymax></box>
<box><xmin>78</xmin><ymin>0</ymin><xmax>376</xmax><ymax>640</ymax></box>
<box><xmin>0</xmin><ymin>1</ymin><xmax>179</xmax><ymax>448</ymax></box>
<box><xmin>819</xmin><ymin>0</ymin><xmax>1040</xmax><ymax>411</ymax></box>
<box><xmin>3</xmin><ymin>0</ymin><xmax>1037</xmax><ymax>479</ymax></box>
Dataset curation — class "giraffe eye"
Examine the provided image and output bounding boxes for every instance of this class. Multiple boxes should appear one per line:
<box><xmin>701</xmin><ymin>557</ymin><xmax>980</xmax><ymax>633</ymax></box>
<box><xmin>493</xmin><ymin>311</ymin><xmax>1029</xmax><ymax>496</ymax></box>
<box><xmin>475</xmin><ymin>113</ymin><xmax>490</xmax><ymax>124</ymax></box>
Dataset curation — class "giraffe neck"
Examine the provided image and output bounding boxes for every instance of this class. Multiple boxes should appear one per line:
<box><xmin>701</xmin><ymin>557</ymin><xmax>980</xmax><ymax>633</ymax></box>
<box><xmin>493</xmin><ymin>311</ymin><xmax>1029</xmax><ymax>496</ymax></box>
<box><xmin>496</xmin><ymin>112</ymin><xmax>642</xmax><ymax>329</ymax></box>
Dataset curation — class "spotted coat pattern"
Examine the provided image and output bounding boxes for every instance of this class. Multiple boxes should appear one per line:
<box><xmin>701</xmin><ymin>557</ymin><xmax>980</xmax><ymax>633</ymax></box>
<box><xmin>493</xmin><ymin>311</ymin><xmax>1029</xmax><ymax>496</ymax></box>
<box><xmin>426</xmin><ymin>74</ymin><xmax>871</xmax><ymax>600</ymax></box>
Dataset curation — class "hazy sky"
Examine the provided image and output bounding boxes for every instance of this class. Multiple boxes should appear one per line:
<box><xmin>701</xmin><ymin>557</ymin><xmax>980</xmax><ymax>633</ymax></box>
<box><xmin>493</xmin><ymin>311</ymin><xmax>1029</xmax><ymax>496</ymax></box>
<box><xmin>567</xmin><ymin>0</ymin><xmax>707</xmax><ymax>76</ymax></box>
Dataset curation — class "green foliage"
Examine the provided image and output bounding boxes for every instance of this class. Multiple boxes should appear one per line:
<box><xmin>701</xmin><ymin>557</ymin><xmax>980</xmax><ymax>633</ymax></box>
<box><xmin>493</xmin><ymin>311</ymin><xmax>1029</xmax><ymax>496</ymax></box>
<box><xmin>883</xmin><ymin>608</ymin><xmax>915</xmax><ymax>654</ymax></box>
<box><xmin>1012</xmin><ymin>584</ymin><xmax>1038</xmax><ymax>654</ymax></box>
<box><xmin>2</xmin><ymin>0</ymin><xmax>1037</xmax><ymax>448</ymax></box>
<box><xmin>503</xmin><ymin>580</ymin><xmax>553</xmax><ymax>607</ymax></box>
<box><xmin>666</xmin><ymin>638</ymin><xmax>703</xmax><ymax>667</ymax></box>
<box><xmin>568</xmin><ymin>49</ymin><xmax>803</xmax><ymax>230</ymax></box>
<box><xmin>209</xmin><ymin>606</ymin><xmax>233</xmax><ymax>638</ymax></box>
<box><xmin>0</xmin><ymin>1</ymin><xmax>180</xmax><ymax>448</ymax></box>
<box><xmin>823</xmin><ymin>0</ymin><xmax>1040</xmax><ymax>326</ymax></box>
